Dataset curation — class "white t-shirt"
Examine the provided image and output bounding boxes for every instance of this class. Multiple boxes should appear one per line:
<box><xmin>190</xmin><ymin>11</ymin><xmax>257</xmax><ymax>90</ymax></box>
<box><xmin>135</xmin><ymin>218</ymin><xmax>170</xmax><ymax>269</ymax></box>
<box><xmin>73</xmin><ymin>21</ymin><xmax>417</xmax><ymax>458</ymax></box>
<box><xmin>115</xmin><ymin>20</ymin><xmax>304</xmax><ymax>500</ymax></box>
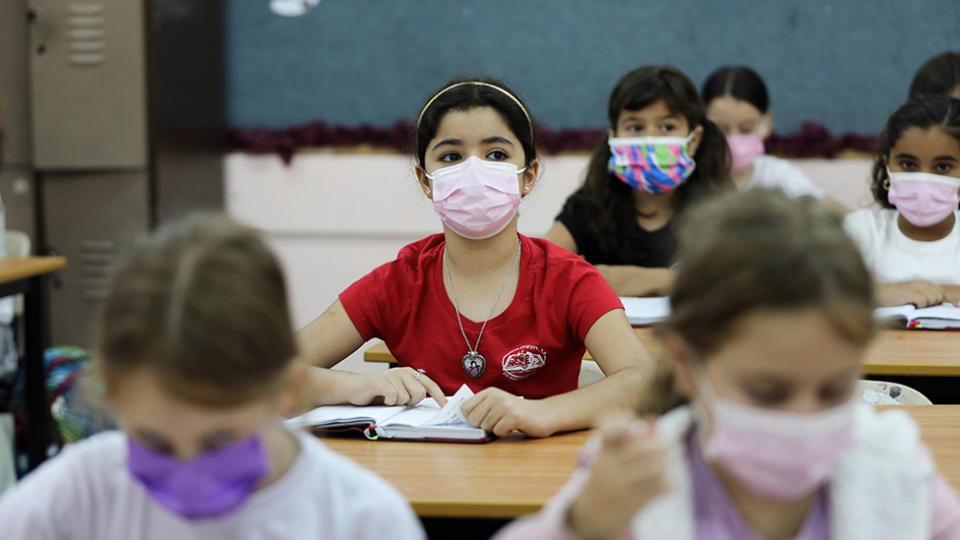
<box><xmin>0</xmin><ymin>429</ymin><xmax>425</xmax><ymax>540</ymax></box>
<box><xmin>843</xmin><ymin>208</ymin><xmax>960</xmax><ymax>285</ymax></box>
<box><xmin>748</xmin><ymin>155</ymin><xmax>825</xmax><ymax>199</ymax></box>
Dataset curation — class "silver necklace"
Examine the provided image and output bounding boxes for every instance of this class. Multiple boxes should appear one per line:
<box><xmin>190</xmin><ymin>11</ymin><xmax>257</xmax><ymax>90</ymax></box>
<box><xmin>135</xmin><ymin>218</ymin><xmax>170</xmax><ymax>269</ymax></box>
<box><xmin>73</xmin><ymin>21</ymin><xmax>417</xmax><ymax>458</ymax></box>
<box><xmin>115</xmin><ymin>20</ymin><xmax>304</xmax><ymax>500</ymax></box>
<box><xmin>444</xmin><ymin>241</ymin><xmax>522</xmax><ymax>378</ymax></box>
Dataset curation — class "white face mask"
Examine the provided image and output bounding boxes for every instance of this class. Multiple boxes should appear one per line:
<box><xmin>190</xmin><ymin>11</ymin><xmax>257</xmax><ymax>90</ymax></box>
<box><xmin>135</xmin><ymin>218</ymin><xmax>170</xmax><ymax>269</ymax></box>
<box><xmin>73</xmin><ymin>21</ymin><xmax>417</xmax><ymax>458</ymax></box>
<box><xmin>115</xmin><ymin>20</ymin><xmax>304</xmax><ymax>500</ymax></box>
<box><xmin>425</xmin><ymin>156</ymin><xmax>526</xmax><ymax>240</ymax></box>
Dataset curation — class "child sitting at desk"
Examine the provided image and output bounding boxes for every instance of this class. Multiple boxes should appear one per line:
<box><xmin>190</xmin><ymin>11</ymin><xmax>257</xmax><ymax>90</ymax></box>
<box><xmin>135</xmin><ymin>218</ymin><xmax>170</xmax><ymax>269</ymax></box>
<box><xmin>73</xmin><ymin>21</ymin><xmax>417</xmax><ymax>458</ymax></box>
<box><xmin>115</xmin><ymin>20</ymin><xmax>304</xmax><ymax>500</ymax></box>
<box><xmin>296</xmin><ymin>78</ymin><xmax>652</xmax><ymax>438</ymax></box>
<box><xmin>0</xmin><ymin>216</ymin><xmax>424</xmax><ymax>539</ymax></box>
<box><xmin>844</xmin><ymin>95</ymin><xmax>960</xmax><ymax>307</ymax></box>
<box><xmin>543</xmin><ymin>65</ymin><xmax>733</xmax><ymax>297</ymax></box>
<box><xmin>700</xmin><ymin>65</ymin><xmax>848</xmax><ymax>214</ymax></box>
<box><xmin>495</xmin><ymin>189</ymin><xmax>960</xmax><ymax>539</ymax></box>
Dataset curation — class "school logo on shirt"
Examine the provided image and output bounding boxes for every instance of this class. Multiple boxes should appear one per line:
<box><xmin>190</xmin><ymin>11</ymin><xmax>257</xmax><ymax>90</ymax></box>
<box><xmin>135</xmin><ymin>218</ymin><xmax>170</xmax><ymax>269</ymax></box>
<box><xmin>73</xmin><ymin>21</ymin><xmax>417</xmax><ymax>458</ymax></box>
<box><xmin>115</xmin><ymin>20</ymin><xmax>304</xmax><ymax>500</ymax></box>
<box><xmin>501</xmin><ymin>345</ymin><xmax>547</xmax><ymax>381</ymax></box>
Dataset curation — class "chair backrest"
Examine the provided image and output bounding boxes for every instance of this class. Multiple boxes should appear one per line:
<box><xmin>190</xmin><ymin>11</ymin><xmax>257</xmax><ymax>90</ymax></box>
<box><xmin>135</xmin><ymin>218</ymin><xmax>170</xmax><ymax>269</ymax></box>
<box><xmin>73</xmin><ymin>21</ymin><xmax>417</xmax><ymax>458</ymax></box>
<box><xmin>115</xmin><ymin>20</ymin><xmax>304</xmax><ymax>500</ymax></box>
<box><xmin>3</xmin><ymin>231</ymin><xmax>31</xmax><ymax>317</ymax></box>
<box><xmin>858</xmin><ymin>379</ymin><xmax>933</xmax><ymax>406</ymax></box>
<box><xmin>578</xmin><ymin>360</ymin><xmax>605</xmax><ymax>388</ymax></box>
<box><xmin>3</xmin><ymin>231</ymin><xmax>31</xmax><ymax>258</ymax></box>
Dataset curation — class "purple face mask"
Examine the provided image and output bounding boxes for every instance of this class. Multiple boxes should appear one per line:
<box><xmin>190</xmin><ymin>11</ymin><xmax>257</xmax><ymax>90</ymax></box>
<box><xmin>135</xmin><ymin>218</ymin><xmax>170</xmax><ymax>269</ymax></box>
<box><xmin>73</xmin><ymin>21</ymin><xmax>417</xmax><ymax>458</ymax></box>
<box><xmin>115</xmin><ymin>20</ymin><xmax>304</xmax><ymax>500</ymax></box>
<box><xmin>127</xmin><ymin>433</ymin><xmax>269</xmax><ymax>520</ymax></box>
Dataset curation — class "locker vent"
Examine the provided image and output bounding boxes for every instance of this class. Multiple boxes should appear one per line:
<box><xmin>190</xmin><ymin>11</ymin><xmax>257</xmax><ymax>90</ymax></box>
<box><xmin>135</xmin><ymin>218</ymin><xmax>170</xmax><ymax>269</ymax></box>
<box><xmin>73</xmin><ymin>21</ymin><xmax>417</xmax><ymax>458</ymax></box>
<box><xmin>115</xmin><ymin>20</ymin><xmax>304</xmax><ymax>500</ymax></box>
<box><xmin>80</xmin><ymin>239</ymin><xmax>115</xmax><ymax>301</ymax></box>
<box><xmin>67</xmin><ymin>3</ymin><xmax>106</xmax><ymax>66</ymax></box>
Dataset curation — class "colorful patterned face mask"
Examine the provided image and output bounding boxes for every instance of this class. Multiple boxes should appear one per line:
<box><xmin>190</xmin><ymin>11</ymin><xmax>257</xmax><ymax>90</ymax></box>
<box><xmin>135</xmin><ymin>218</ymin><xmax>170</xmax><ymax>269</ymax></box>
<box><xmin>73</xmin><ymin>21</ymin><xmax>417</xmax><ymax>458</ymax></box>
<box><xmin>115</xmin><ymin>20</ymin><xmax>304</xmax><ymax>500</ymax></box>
<box><xmin>607</xmin><ymin>133</ymin><xmax>697</xmax><ymax>194</ymax></box>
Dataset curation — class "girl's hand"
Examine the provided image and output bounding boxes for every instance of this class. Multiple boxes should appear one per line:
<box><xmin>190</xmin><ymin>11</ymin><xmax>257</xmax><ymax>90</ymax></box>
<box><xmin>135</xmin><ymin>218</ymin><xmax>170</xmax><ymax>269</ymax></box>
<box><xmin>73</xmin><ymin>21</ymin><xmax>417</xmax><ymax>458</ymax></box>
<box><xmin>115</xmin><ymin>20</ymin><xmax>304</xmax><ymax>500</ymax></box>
<box><xmin>567</xmin><ymin>415</ymin><xmax>671</xmax><ymax>540</ymax></box>
<box><xmin>876</xmin><ymin>281</ymin><xmax>945</xmax><ymax>308</ymax></box>
<box><xmin>461</xmin><ymin>388</ymin><xmax>557</xmax><ymax>437</ymax></box>
<box><xmin>941</xmin><ymin>285</ymin><xmax>960</xmax><ymax>306</ymax></box>
<box><xmin>345</xmin><ymin>367</ymin><xmax>447</xmax><ymax>407</ymax></box>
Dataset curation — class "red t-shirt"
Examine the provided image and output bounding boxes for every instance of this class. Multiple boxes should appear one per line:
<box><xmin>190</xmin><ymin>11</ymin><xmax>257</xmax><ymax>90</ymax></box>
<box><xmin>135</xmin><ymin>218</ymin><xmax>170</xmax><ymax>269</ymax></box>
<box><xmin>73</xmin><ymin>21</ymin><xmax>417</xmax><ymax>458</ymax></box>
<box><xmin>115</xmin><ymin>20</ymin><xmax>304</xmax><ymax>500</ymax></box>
<box><xmin>339</xmin><ymin>234</ymin><xmax>623</xmax><ymax>398</ymax></box>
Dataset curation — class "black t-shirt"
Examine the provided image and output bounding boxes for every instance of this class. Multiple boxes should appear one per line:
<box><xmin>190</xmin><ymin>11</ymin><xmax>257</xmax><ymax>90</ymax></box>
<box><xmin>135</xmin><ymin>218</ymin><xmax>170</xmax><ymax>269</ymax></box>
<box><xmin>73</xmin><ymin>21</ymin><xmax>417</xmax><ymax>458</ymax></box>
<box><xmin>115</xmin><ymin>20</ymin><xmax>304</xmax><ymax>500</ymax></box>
<box><xmin>556</xmin><ymin>200</ymin><xmax>676</xmax><ymax>268</ymax></box>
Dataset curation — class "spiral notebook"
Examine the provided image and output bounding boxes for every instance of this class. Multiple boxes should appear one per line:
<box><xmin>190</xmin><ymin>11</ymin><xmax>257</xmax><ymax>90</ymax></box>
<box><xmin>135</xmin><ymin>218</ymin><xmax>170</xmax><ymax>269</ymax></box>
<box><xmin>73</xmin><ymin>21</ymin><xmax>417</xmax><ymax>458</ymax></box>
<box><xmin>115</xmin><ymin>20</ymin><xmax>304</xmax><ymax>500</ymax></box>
<box><xmin>874</xmin><ymin>302</ymin><xmax>960</xmax><ymax>329</ymax></box>
<box><xmin>284</xmin><ymin>384</ymin><xmax>489</xmax><ymax>442</ymax></box>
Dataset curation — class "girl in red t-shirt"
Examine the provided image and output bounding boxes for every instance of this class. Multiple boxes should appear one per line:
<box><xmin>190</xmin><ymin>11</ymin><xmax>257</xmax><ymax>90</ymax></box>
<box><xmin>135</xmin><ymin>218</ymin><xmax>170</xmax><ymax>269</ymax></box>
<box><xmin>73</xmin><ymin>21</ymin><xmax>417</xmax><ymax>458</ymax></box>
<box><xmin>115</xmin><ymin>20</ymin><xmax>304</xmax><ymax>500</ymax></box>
<box><xmin>296</xmin><ymin>78</ymin><xmax>653</xmax><ymax>438</ymax></box>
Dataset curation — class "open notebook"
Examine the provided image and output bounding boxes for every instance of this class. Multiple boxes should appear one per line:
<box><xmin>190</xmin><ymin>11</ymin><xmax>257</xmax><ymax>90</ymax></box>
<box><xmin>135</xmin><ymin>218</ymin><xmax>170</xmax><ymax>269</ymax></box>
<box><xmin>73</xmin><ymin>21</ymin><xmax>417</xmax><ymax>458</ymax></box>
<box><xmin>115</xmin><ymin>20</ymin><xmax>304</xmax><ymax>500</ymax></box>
<box><xmin>284</xmin><ymin>384</ymin><xmax>489</xmax><ymax>442</ymax></box>
<box><xmin>620</xmin><ymin>296</ymin><xmax>671</xmax><ymax>326</ymax></box>
<box><xmin>874</xmin><ymin>302</ymin><xmax>960</xmax><ymax>329</ymax></box>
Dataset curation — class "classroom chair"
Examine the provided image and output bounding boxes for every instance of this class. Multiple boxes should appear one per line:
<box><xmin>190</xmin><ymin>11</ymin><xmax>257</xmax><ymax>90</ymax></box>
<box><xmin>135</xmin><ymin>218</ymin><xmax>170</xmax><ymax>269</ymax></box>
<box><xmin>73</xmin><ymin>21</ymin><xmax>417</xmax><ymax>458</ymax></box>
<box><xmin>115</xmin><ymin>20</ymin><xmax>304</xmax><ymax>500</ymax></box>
<box><xmin>3</xmin><ymin>231</ymin><xmax>31</xmax><ymax>358</ymax></box>
<box><xmin>4</xmin><ymin>231</ymin><xmax>31</xmax><ymax>259</ymax></box>
<box><xmin>4</xmin><ymin>232</ymin><xmax>32</xmax><ymax>318</ymax></box>
<box><xmin>858</xmin><ymin>380</ymin><xmax>933</xmax><ymax>405</ymax></box>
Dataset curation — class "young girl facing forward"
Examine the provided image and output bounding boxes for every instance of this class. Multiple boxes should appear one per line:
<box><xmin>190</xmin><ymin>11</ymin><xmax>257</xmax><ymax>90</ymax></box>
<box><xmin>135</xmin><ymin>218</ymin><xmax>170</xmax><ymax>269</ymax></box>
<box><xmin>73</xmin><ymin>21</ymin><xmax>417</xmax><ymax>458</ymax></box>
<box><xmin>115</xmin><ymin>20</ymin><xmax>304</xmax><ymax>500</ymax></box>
<box><xmin>545</xmin><ymin>66</ymin><xmax>732</xmax><ymax>297</ymax></box>
<box><xmin>297</xmin><ymin>78</ymin><xmax>652</xmax><ymax>438</ymax></box>
<box><xmin>496</xmin><ymin>189</ymin><xmax>960</xmax><ymax>539</ymax></box>
<box><xmin>0</xmin><ymin>216</ymin><xmax>424</xmax><ymax>540</ymax></box>
<box><xmin>844</xmin><ymin>94</ymin><xmax>960</xmax><ymax>307</ymax></box>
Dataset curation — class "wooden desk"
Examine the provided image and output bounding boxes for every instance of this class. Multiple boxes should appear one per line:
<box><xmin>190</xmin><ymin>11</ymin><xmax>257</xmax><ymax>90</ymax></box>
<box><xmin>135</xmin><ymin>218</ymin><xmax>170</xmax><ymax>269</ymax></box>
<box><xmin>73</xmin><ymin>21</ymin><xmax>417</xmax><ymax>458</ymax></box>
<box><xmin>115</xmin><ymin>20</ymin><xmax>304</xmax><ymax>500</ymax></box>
<box><xmin>325</xmin><ymin>430</ymin><xmax>590</xmax><ymax>518</ymax></box>
<box><xmin>364</xmin><ymin>328</ymin><xmax>960</xmax><ymax>377</ymax></box>
<box><xmin>0</xmin><ymin>257</ymin><xmax>67</xmax><ymax>470</ymax></box>
<box><xmin>324</xmin><ymin>405</ymin><xmax>960</xmax><ymax>518</ymax></box>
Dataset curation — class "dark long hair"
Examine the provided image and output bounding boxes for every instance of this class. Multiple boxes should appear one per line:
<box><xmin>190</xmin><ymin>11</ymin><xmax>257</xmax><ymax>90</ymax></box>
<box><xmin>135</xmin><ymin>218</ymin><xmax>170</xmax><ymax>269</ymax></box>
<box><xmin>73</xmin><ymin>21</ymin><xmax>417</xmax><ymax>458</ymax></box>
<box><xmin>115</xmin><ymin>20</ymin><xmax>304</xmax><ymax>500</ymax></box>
<box><xmin>701</xmin><ymin>65</ymin><xmax>770</xmax><ymax>113</ymax></box>
<box><xmin>870</xmin><ymin>95</ymin><xmax>960</xmax><ymax>208</ymax></box>
<box><xmin>909</xmin><ymin>51</ymin><xmax>960</xmax><ymax>99</ymax></box>
<box><xmin>414</xmin><ymin>77</ymin><xmax>536</xmax><ymax>168</ymax></box>
<box><xmin>561</xmin><ymin>66</ymin><xmax>732</xmax><ymax>261</ymax></box>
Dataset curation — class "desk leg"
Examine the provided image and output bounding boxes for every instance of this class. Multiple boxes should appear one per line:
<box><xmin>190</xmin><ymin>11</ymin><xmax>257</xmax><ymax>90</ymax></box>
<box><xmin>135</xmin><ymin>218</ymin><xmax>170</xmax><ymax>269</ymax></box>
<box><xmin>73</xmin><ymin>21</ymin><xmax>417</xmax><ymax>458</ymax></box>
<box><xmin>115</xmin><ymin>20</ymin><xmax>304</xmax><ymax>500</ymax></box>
<box><xmin>24</xmin><ymin>275</ymin><xmax>51</xmax><ymax>471</ymax></box>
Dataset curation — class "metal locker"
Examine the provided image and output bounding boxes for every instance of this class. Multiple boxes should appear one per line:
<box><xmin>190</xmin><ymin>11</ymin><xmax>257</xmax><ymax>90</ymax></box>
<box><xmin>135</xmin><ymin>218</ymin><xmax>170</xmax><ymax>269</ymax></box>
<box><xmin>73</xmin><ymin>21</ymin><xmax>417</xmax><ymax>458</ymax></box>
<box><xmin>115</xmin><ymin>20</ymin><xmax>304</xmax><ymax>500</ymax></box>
<box><xmin>42</xmin><ymin>172</ymin><xmax>149</xmax><ymax>347</ymax></box>
<box><xmin>1</xmin><ymin>0</ymin><xmax>38</xmax><ymax>244</ymax></box>
<box><xmin>0</xmin><ymin>0</ymin><xmax>32</xmax><ymax>169</ymax></box>
<box><xmin>28</xmin><ymin>0</ymin><xmax>147</xmax><ymax>169</ymax></box>
<box><xmin>24</xmin><ymin>0</ymin><xmax>223</xmax><ymax>347</ymax></box>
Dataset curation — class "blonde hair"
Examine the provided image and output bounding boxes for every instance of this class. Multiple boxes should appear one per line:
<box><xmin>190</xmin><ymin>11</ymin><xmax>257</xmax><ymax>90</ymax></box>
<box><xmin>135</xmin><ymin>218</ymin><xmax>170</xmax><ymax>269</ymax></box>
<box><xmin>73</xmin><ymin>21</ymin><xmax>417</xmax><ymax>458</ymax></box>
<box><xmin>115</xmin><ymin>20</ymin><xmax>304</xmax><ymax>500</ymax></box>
<box><xmin>96</xmin><ymin>214</ymin><xmax>297</xmax><ymax>407</ymax></box>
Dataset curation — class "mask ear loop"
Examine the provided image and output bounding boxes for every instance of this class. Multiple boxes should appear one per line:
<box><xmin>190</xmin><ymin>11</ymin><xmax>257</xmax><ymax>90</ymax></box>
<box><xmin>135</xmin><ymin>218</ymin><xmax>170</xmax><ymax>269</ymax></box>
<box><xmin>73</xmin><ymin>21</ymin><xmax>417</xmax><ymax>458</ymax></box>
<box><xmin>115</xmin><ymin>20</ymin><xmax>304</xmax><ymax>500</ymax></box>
<box><xmin>692</xmin><ymin>365</ymin><xmax>720</xmax><ymax>411</ymax></box>
<box><xmin>411</xmin><ymin>158</ymin><xmax>435</xmax><ymax>199</ymax></box>
<box><xmin>686</xmin><ymin>357</ymin><xmax>719</xmax><ymax>422</ymax></box>
<box><xmin>688</xmin><ymin>363</ymin><xmax>724</xmax><ymax>457</ymax></box>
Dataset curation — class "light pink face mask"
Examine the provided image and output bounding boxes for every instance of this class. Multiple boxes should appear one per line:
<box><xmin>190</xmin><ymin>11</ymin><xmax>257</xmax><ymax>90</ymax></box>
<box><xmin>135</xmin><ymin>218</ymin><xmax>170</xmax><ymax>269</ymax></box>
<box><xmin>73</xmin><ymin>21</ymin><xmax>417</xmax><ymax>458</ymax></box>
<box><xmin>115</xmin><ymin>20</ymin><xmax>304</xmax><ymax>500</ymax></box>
<box><xmin>696</xmin><ymin>374</ymin><xmax>856</xmax><ymax>501</ymax></box>
<box><xmin>887</xmin><ymin>169</ymin><xmax>960</xmax><ymax>227</ymax></box>
<box><xmin>726</xmin><ymin>133</ymin><xmax>765</xmax><ymax>172</ymax></box>
<box><xmin>426</xmin><ymin>156</ymin><xmax>525</xmax><ymax>240</ymax></box>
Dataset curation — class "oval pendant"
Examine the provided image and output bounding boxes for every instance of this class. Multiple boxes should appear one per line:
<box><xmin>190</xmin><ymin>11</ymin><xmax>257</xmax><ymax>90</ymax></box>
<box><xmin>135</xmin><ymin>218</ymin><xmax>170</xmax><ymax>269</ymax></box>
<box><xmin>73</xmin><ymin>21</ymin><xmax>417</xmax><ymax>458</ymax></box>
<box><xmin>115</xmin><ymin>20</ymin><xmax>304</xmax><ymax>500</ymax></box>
<box><xmin>461</xmin><ymin>351</ymin><xmax>486</xmax><ymax>378</ymax></box>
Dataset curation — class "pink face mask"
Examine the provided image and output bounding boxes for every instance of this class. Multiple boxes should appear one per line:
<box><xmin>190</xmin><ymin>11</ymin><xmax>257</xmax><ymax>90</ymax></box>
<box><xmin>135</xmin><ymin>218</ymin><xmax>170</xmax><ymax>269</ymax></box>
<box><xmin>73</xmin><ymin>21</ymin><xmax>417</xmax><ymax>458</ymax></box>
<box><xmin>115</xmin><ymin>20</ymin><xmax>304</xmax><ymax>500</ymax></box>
<box><xmin>426</xmin><ymin>156</ymin><xmax>525</xmax><ymax>240</ymax></box>
<box><xmin>887</xmin><ymin>169</ymin><xmax>960</xmax><ymax>227</ymax></box>
<box><xmin>696</xmin><ymin>375</ymin><xmax>856</xmax><ymax>501</ymax></box>
<box><xmin>726</xmin><ymin>133</ymin><xmax>765</xmax><ymax>172</ymax></box>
